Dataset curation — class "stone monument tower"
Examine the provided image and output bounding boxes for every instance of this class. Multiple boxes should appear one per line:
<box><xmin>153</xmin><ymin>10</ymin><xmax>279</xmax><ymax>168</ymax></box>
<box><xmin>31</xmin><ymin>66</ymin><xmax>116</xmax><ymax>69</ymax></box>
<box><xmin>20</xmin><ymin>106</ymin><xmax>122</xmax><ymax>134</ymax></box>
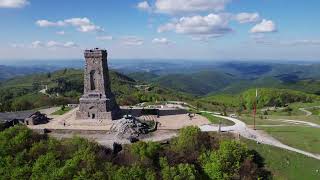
<box><xmin>76</xmin><ymin>48</ymin><xmax>120</xmax><ymax>120</ymax></box>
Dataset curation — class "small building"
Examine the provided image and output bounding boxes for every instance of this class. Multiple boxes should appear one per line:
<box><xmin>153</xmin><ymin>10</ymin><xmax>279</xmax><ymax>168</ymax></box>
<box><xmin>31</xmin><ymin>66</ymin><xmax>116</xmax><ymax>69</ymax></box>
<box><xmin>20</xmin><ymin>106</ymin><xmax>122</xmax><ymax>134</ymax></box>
<box><xmin>0</xmin><ymin>110</ymin><xmax>49</xmax><ymax>129</ymax></box>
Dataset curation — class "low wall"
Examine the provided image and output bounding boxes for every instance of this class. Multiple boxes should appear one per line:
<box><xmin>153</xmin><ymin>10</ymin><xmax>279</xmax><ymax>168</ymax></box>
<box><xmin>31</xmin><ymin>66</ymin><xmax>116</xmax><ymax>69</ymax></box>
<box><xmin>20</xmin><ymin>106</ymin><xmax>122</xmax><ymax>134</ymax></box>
<box><xmin>121</xmin><ymin>108</ymin><xmax>189</xmax><ymax>117</ymax></box>
<box><xmin>32</xmin><ymin>128</ymin><xmax>108</xmax><ymax>135</ymax></box>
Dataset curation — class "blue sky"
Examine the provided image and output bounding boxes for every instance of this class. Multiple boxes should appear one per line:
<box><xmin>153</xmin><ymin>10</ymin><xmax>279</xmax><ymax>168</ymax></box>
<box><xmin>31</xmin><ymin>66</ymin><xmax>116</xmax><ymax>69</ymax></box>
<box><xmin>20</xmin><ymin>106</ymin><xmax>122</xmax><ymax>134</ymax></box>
<box><xmin>0</xmin><ymin>0</ymin><xmax>319</xmax><ymax>61</ymax></box>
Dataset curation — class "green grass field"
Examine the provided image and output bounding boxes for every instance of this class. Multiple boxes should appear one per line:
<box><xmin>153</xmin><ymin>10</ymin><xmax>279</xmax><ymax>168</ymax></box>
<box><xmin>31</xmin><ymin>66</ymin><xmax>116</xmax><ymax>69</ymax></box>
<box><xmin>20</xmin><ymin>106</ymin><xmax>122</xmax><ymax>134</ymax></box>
<box><xmin>260</xmin><ymin>126</ymin><xmax>320</xmax><ymax>154</ymax></box>
<box><xmin>51</xmin><ymin>106</ymin><xmax>72</xmax><ymax>115</ymax></box>
<box><xmin>308</xmin><ymin>107</ymin><xmax>320</xmax><ymax>116</ymax></box>
<box><xmin>243</xmin><ymin>139</ymin><xmax>320</xmax><ymax>180</ymax></box>
<box><xmin>199</xmin><ymin>112</ymin><xmax>235</xmax><ymax>126</ymax></box>
<box><xmin>239</xmin><ymin>114</ymin><xmax>289</xmax><ymax>125</ymax></box>
<box><xmin>267</xmin><ymin>114</ymin><xmax>320</xmax><ymax>125</ymax></box>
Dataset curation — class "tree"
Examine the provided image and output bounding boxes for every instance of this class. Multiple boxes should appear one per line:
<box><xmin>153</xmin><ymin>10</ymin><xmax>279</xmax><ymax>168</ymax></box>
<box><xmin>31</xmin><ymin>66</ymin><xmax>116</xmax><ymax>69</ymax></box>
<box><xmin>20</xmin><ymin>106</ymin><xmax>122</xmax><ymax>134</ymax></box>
<box><xmin>131</xmin><ymin>141</ymin><xmax>160</xmax><ymax>162</ymax></box>
<box><xmin>160</xmin><ymin>157</ymin><xmax>198</xmax><ymax>180</ymax></box>
<box><xmin>171</xmin><ymin>126</ymin><xmax>202</xmax><ymax>153</ymax></box>
<box><xmin>200</xmin><ymin>140</ymin><xmax>249</xmax><ymax>180</ymax></box>
<box><xmin>106</xmin><ymin>164</ymin><xmax>156</xmax><ymax>180</ymax></box>
<box><xmin>31</xmin><ymin>152</ymin><xmax>61</xmax><ymax>179</ymax></box>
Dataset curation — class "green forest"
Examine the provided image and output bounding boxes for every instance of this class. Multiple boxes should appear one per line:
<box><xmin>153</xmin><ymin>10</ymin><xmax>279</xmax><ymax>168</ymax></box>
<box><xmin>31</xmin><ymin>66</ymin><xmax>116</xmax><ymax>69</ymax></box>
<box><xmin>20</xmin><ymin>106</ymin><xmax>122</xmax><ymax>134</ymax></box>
<box><xmin>0</xmin><ymin>69</ymin><xmax>193</xmax><ymax>112</ymax></box>
<box><xmin>1</xmin><ymin>68</ymin><xmax>318</xmax><ymax>114</ymax></box>
<box><xmin>0</xmin><ymin>125</ymin><xmax>270</xmax><ymax>180</ymax></box>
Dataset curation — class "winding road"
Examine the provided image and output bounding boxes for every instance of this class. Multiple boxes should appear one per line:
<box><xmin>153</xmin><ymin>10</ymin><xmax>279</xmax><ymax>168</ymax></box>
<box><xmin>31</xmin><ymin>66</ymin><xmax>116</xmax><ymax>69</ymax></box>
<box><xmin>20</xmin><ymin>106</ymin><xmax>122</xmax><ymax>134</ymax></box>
<box><xmin>199</xmin><ymin>111</ymin><xmax>320</xmax><ymax>160</ymax></box>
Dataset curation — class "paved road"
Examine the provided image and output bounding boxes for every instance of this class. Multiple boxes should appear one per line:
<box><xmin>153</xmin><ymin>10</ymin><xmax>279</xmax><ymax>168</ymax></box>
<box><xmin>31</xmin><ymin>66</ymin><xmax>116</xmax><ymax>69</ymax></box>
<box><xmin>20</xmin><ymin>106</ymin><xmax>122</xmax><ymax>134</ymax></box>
<box><xmin>199</xmin><ymin>111</ymin><xmax>320</xmax><ymax>160</ymax></box>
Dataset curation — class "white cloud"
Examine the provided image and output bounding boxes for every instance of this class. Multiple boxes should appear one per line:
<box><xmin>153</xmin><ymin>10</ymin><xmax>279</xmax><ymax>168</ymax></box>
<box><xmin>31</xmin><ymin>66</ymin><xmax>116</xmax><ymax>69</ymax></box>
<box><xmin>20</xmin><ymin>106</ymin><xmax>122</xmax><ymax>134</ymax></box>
<box><xmin>64</xmin><ymin>17</ymin><xmax>103</xmax><ymax>32</ymax></box>
<box><xmin>96</xmin><ymin>36</ymin><xmax>113</xmax><ymax>41</ymax></box>
<box><xmin>0</xmin><ymin>0</ymin><xmax>29</xmax><ymax>8</ymax></box>
<box><xmin>121</xmin><ymin>36</ymin><xmax>144</xmax><ymax>46</ymax></box>
<box><xmin>28</xmin><ymin>41</ymin><xmax>78</xmax><ymax>48</ymax></box>
<box><xmin>63</xmin><ymin>41</ymin><xmax>78</xmax><ymax>48</ymax></box>
<box><xmin>46</xmin><ymin>41</ymin><xmax>61</xmax><ymax>48</ymax></box>
<box><xmin>36</xmin><ymin>20</ymin><xmax>65</xmax><ymax>27</ymax></box>
<box><xmin>250</xmin><ymin>19</ymin><xmax>277</xmax><ymax>33</ymax></box>
<box><xmin>46</xmin><ymin>41</ymin><xmax>78</xmax><ymax>48</ymax></box>
<box><xmin>56</xmin><ymin>31</ymin><xmax>65</xmax><ymax>35</ymax></box>
<box><xmin>191</xmin><ymin>34</ymin><xmax>221</xmax><ymax>42</ymax></box>
<box><xmin>152</xmin><ymin>38</ymin><xmax>171</xmax><ymax>45</ymax></box>
<box><xmin>155</xmin><ymin>0</ymin><xmax>230</xmax><ymax>14</ymax></box>
<box><xmin>158</xmin><ymin>13</ymin><xmax>232</xmax><ymax>38</ymax></box>
<box><xmin>137</xmin><ymin>1</ymin><xmax>151</xmax><ymax>11</ymax></box>
<box><xmin>31</xmin><ymin>41</ymin><xmax>45</xmax><ymax>48</ymax></box>
<box><xmin>234</xmin><ymin>12</ymin><xmax>260</xmax><ymax>24</ymax></box>
<box><xmin>36</xmin><ymin>17</ymin><xmax>103</xmax><ymax>33</ymax></box>
<box><xmin>10</xmin><ymin>43</ymin><xmax>25</xmax><ymax>48</ymax></box>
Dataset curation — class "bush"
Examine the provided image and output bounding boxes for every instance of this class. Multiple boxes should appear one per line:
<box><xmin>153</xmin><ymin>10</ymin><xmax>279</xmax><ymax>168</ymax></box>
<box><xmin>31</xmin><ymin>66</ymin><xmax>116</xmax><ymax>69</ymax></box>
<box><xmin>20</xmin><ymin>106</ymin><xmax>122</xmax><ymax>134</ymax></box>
<box><xmin>200</xmin><ymin>140</ymin><xmax>250</xmax><ymax>180</ymax></box>
<box><xmin>131</xmin><ymin>141</ymin><xmax>160</xmax><ymax>162</ymax></box>
<box><xmin>160</xmin><ymin>157</ymin><xmax>198</xmax><ymax>180</ymax></box>
<box><xmin>106</xmin><ymin>163</ymin><xmax>156</xmax><ymax>180</ymax></box>
<box><xmin>171</xmin><ymin>126</ymin><xmax>202</xmax><ymax>153</ymax></box>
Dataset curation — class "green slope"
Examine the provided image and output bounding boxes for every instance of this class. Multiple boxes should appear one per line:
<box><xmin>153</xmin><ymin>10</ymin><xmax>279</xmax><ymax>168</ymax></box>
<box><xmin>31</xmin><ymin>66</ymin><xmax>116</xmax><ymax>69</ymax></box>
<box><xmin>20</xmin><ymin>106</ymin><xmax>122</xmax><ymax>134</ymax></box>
<box><xmin>198</xmin><ymin>88</ymin><xmax>319</xmax><ymax>112</ymax></box>
<box><xmin>153</xmin><ymin>70</ymin><xmax>236</xmax><ymax>95</ymax></box>
<box><xmin>0</xmin><ymin>69</ymin><xmax>194</xmax><ymax>112</ymax></box>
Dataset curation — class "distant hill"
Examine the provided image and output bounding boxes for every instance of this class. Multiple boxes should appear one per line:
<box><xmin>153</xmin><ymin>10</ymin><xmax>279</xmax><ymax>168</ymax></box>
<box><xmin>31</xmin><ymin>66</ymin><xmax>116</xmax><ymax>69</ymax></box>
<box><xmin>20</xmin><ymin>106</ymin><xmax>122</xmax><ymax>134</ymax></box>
<box><xmin>0</xmin><ymin>69</ymin><xmax>193</xmax><ymax>112</ymax></box>
<box><xmin>127</xmin><ymin>62</ymin><xmax>320</xmax><ymax>96</ymax></box>
<box><xmin>155</xmin><ymin>71</ymin><xmax>237</xmax><ymax>95</ymax></box>
<box><xmin>129</xmin><ymin>70</ymin><xmax>237</xmax><ymax>95</ymax></box>
<box><xmin>0</xmin><ymin>65</ymin><xmax>60</xmax><ymax>82</ymax></box>
<box><xmin>199</xmin><ymin>88</ymin><xmax>319</xmax><ymax>111</ymax></box>
<box><xmin>127</xmin><ymin>72</ymin><xmax>159</xmax><ymax>82</ymax></box>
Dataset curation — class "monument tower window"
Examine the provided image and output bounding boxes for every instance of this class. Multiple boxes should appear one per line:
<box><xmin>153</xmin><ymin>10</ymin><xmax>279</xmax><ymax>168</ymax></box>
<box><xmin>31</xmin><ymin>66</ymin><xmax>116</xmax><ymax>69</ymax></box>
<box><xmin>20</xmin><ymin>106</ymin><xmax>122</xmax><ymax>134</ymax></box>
<box><xmin>90</xmin><ymin>70</ymin><xmax>96</xmax><ymax>90</ymax></box>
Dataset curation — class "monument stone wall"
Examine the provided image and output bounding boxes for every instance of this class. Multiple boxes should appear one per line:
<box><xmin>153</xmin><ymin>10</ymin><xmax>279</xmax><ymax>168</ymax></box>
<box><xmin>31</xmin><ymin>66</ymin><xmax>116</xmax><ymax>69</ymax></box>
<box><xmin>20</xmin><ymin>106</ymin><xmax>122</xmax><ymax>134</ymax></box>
<box><xmin>76</xmin><ymin>48</ymin><xmax>121</xmax><ymax>120</ymax></box>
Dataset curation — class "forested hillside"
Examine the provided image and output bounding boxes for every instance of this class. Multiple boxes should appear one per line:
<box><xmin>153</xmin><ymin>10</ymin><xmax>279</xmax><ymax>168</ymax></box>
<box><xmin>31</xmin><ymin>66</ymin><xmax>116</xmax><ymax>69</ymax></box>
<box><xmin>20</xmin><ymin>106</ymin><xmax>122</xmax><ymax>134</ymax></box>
<box><xmin>0</xmin><ymin>69</ymin><xmax>193</xmax><ymax>112</ymax></box>
<box><xmin>0</xmin><ymin>65</ymin><xmax>59</xmax><ymax>82</ymax></box>
<box><xmin>128</xmin><ymin>62</ymin><xmax>320</xmax><ymax>96</ymax></box>
<box><xmin>197</xmin><ymin>88</ymin><xmax>319</xmax><ymax>112</ymax></box>
<box><xmin>0</xmin><ymin>125</ymin><xmax>270</xmax><ymax>179</ymax></box>
<box><xmin>129</xmin><ymin>70</ymin><xmax>236</xmax><ymax>95</ymax></box>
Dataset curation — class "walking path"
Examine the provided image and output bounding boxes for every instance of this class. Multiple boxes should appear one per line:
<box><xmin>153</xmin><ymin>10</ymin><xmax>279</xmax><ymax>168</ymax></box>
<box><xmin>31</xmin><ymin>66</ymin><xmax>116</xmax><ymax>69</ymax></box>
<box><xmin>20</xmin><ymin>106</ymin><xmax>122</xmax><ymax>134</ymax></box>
<box><xmin>199</xmin><ymin>111</ymin><xmax>320</xmax><ymax>160</ymax></box>
<box><xmin>299</xmin><ymin>107</ymin><xmax>313</xmax><ymax>116</ymax></box>
<box><xmin>267</xmin><ymin>119</ymin><xmax>320</xmax><ymax>128</ymax></box>
<box><xmin>33</xmin><ymin>106</ymin><xmax>320</xmax><ymax>160</ymax></box>
<box><xmin>298</xmin><ymin>106</ymin><xmax>320</xmax><ymax>116</ymax></box>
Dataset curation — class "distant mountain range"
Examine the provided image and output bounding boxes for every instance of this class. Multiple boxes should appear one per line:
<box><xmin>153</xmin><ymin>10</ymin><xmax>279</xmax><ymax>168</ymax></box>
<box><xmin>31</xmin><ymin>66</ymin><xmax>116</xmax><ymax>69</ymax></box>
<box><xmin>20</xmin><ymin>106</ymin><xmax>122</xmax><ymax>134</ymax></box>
<box><xmin>0</xmin><ymin>65</ymin><xmax>61</xmax><ymax>82</ymax></box>
<box><xmin>128</xmin><ymin>62</ymin><xmax>320</xmax><ymax>95</ymax></box>
<box><xmin>1</xmin><ymin>60</ymin><xmax>320</xmax><ymax>96</ymax></box>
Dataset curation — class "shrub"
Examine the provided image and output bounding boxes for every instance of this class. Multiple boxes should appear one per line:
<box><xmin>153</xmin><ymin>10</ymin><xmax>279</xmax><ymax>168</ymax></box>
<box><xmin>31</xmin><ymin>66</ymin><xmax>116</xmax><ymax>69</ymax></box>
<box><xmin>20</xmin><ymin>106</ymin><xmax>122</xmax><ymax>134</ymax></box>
<box><xmin>160</xmin><ymin>157</ymin><xmax>198</xmax><ymax>180</ymax></box>
<box><xmin>200</xmin><ymin>140</ymin><xmax>249</xmax><ymax>179</ymax></box>
<box><xmin>171</xmin><ymin>126</ymin><xmax>202</xmax><ymax>153</ymax></box>
<box><xmin>131</xmin><ymin>141</ymin><xmax>160</xmax><ymax>161</ymax></box>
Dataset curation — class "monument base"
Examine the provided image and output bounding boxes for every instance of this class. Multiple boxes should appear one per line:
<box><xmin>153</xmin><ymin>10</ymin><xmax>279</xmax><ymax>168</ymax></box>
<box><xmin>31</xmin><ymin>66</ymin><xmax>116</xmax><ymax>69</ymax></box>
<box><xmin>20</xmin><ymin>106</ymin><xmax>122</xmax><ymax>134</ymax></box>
<box><xmin>76</xmin><ymin>95</ymin><xmax>122</xmax><ymax>120</ymax></box>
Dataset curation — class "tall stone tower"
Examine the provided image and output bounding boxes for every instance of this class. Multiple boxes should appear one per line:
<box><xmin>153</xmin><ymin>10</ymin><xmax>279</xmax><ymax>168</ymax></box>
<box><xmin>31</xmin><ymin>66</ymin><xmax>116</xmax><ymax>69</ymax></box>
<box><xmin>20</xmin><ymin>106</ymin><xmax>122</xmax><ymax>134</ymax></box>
<box><xmin>76</xmin><ymin>48</ymin><xmax>120</xmax><ymax>120</ymax></box>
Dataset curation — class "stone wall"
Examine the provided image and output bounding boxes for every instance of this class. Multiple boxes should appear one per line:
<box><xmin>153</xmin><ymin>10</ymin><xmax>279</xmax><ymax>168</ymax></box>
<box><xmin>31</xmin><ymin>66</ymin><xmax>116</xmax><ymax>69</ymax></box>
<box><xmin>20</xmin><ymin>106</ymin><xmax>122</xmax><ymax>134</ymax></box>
<box><xmin>121</xmin><ymin>108</ymin><xmax>189</xmax><ymax>117</ymax></box>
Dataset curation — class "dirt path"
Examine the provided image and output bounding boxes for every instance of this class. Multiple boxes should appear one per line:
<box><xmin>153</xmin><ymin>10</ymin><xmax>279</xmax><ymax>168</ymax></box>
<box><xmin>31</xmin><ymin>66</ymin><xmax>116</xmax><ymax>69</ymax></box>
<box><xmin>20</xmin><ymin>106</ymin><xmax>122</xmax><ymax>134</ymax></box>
<box><xmin>299</xmin><ymin>108</ymin><xmax>313</xmax><ymax>116</ymax></box>
<box><xmin>199</xmin><ymin>112</ymin><xmax>320</xmax><ymax>160</ymax></box>
<box><xmin>267</xmin><ymin>119</ymin><xmax>320</xmax><ymax>128</ymax></box>
<box><xmin>299</xmin><ymin>106</ymin><xmax>320</xmax><ymax>116</ymax></box>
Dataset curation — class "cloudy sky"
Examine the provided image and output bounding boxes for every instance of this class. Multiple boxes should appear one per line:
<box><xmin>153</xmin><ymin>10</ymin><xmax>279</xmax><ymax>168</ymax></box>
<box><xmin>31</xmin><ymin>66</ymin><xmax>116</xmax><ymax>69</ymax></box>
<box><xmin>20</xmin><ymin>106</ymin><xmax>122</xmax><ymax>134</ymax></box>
<box><xmin>0</xmin><ymin>0</ymin><xmax>319</xmax><ymax>61</ymax></box>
